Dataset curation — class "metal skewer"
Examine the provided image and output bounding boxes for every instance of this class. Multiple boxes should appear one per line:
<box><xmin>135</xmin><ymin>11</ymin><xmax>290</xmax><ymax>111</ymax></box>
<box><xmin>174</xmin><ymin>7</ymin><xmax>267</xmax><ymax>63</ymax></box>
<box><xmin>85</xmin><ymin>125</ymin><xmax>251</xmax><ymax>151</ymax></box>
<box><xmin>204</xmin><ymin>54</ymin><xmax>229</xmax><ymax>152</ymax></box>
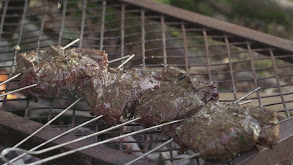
<box><xmin>265</xmin><ymin>116</ymin><xmax>293</xmax><ymax>129</ymax></box>
<box><xmin>61</xmin><ymin>38</ymin><xmax>80</xmax><ymax>50</ymax></box>
<box><xmin>1</xmin><ymin>119</ymin><xmax>183</xmax><ymax>165</ymax></box>
<box><xmin>234</xmin><ymin>87</ymin><xmax>260</xmax><ymax>104</ymax></box>
<box><xmin>117</xmin><ymin>54</ymin><xmax>135</xmax><ymax>69</ymax></box>
<box><xmin>1</xmin><ymin>117</ymin><xmax>141</xmax><ymax>162</ymax></box>
<box><xmin>13</xmin><ymin>97</ymin><xmax>82</xmax><ymax>149</ymax></box>
<box><xmin>3</xmin><ymin>54</ymin><xmax>135</xmax><ymax>97</ymax></box>
<box><xmin>0</xmin><ymin>73</ymin><xmax>22</xmax><ymax>87</ymax></box>
<box><xmin>5</xmin><ymin>115</ymin><xmax>103</xmax><ymax>165</ymax></box>
<box><xmin>1</xmin><ymin>51</ymin><xmax>138</xmax><ymax>163</ymax></box>
<box><xmin>1</xmin><ymin>40</ymin><xmax>83</xmax><ymax>153</ymax></box>
<box><xmin>126</xmin><ymin>138</ymin><xmax>174</xmax><ymax>165</ymax></box>
<box><xmin>108</xmin><ymin>55</ymin><xmax>131</xmax><ymax>64</ymax></box>
<box><xmin>0</xmin><ymin>97</ymin><xmax>82</xmax><ymax>161</ymax></box>
<box><xmin>0</xmin><ymin>39</ymin><xmax>81</xmax><ymax>97</ymax></box>
<box><xmin>2</xmin><ymin>43</ymin><xmax>206</xmax><ymax>164</ymax></box>
<box><xmin>239</xmin><ymin>100</ymin><xmax>252</xmax><ymax>105</ymax></box>
<box><xmin>0</xmin><ymin>83</ymin><xmax>38</xmax><ymax>97</ymax></box>
<box><xmin>1</xmin><ymin>48</ymin><xmax>132</xmax><ymax>98</ymax></box>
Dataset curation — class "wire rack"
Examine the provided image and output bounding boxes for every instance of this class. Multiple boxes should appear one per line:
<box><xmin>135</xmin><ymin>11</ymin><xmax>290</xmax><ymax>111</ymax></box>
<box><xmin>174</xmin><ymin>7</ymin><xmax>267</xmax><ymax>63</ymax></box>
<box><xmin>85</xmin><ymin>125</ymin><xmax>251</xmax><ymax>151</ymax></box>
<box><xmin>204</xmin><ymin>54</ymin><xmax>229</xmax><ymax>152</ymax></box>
<box><xmin>1</xmin><ymin>0</ymin><xmax>293</xmax><ymax>164</ymax></box>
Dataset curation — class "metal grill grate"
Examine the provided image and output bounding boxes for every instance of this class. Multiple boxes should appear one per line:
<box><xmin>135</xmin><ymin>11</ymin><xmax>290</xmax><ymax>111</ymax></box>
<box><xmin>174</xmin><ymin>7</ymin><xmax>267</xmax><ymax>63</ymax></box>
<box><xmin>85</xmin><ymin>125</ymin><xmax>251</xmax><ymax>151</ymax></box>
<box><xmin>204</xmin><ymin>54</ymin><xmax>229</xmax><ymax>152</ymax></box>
<box><xmin>1</xmin><ymin>0</ymin><xmax>293</xmax><ymax>164</ymax></box>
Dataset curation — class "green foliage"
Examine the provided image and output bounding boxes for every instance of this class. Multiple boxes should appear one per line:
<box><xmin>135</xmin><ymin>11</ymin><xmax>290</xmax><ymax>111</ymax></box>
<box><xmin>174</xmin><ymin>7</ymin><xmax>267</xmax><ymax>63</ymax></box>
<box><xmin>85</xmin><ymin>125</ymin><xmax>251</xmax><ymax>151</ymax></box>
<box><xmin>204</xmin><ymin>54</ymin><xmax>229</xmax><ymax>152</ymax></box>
<box><xmin>228</xmin><ymin>0</ymin><xmax>292</xmax><ymax>25</ymax></box>
<box><xmin>169</xmin><ymin>0</ymin><xmax>196</xmax><ymax>11</ymax></box>
<box><xmin>154</xmin><ymin>0</ymin><xmax>292</xmax><ymax>26</ymax></box>
<box><xmin>196</xmin><ymin>2</ymin><xmax>213</xmax><ymax>15</ymax></box>
<box><xmin>153</xmin><ymin>0</ymin><xmax>171</xmax><ymax>4</ymax></box>
<box><xmin>253</xmin><ymin>59</ymin><xmax>273</xmax><ymax>68</ymax></box>
<box><xmin>171</xmin><ymin>30</ymin><xmax>180</xmax><ymax>38</ymax></box>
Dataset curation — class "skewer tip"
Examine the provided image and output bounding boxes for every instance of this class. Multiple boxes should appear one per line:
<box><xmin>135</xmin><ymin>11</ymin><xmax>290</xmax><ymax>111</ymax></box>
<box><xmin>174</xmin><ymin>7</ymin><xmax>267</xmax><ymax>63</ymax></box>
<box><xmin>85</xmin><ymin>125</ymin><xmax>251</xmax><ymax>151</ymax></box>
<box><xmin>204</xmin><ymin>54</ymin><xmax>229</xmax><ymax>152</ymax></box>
<box><xmin>62</xmin><ymin>38</ymin><xmax>80</xmax><ymax>50</ymax></box>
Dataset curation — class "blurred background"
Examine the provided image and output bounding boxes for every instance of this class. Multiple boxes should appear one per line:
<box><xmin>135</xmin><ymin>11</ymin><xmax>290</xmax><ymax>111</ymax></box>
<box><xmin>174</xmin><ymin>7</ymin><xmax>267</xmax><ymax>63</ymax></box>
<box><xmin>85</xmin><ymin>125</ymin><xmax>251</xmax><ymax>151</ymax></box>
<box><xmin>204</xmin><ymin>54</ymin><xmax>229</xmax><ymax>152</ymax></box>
<box><xmin>154</xmin><ymin>0</ymin><xmax>293</xmax><ymax>41</ymax></box>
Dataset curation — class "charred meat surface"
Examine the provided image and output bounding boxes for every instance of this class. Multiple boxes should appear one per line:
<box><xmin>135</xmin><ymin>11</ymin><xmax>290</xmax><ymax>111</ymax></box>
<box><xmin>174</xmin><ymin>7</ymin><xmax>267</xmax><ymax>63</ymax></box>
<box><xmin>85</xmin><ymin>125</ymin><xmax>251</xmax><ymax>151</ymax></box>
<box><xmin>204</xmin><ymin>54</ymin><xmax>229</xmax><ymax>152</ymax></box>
<box><xmin>167</xmin><ymin>101</ymin><xmax>279</xmax><ymax>162</ymax></box>
<box><xmin>134</xmin><ymin>76</ymin><xmax>218</xmax><ymax>127</ymax></box>
<box><xmin>88</xmin><ymin>67</ymin><xmax>218</xmax><ymax>125</ymax></box>
<box><xmin>87</xmin><ymin>68</ymin><xmax>165</xmax><ymax>125</ymax></box>
<box><xmin>16</xmin><ymin>45</ymin><xmax>280</xmax><ymax>162</ymax></box>
<box><xmin>17</xmin><ymin>46</ymin><xmax>108</xmax><ymax>100</ymax></box>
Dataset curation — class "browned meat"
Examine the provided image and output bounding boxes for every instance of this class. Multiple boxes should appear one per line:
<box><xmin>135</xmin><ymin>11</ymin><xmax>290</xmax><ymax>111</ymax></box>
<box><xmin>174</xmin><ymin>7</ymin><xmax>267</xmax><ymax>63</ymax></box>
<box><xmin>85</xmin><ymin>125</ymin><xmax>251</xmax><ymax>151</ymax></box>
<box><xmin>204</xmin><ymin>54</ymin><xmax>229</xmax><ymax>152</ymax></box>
<box><xmin>17</xmin><ymin>46</ymin><xmax>108</xmax><ymax>100</ymax></box>
<box><xmin>16</xmin><ymin>46</ymin><xmax>279</xmax><ymax>162</ymax></box>
<box><xmin>164</xmin><ymin>101</ymin><xmax>279</xmax><ymax>162</ymax></box>
<box><xmin>134</xmin><ymin>76</ymin><xmax>218</xmax><ymax>127</ymax></box>
<box><xmin>86</xmin><ymin>68</ymin><xmax>164</xmax><ymax>125</ymax></box>
<box><xmin>87</xmin><ymin>67</ymin><xmax>218</xmax><ymax>125</ymax></box>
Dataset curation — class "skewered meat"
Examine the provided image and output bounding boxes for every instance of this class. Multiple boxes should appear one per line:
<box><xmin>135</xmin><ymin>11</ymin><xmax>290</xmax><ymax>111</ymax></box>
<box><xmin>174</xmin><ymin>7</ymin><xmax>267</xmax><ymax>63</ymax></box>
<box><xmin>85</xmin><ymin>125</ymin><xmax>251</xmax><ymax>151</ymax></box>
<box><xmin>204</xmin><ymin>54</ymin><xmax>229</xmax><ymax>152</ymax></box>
<box><xmin>84</xmin><ymin>68</ymin><xmax>218</xmax><ymax>125</ymax></box>
<box><xmin>134</xmin><ymin>74</ymin><xmax>218</xmax><ymax>127</ymax></box>
<box><xmin>84</xmin><ymin>68</ymin><xmax>210</xmax><ymax>125</ymax></box>
<box><xmin>163</xmin><ymin>101</ymin><xmax>279</xmax><ymax>162</ymax></box>
<box><xmin>16</xmin><ymin>46</ymin><xmax>279</xmax><ymax>162</ymax></box>
<box><xmin>17</xmin><ymin>46</ymin><xmax>108</xmax><ymax>100</ymax></box>
<box><xmin>82</xmin><ymin>66</ymin><xmax>278</xmax><ymax>162</ymax></box>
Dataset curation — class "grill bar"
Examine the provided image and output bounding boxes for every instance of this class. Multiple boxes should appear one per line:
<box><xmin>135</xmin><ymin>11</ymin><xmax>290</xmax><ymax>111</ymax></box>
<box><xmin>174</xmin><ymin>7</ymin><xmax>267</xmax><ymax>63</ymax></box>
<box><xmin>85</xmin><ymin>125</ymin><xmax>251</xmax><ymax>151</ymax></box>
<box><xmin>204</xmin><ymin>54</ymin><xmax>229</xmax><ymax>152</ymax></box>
<box><xmin>140</xmin><ymin>9</ymin><xmax>146</xmax><ymax>67</ymax></box>
<box><xmin>4</xmin><ymin>116</ymin><xmax>103</xmax><ymax>165</ymax></box>
<box><xmin>160</xmin><ymin>15</ymin><xmax>167</xmax><ymax>67</ymax></box>
<box><xmin>270</xmin><ymin>49</ymin><xmax>289</xmax><ymax>117</ymax></box>
<box><xmin>36</xmin><ymin>1</ymin><xmax>47</xmax><ymax>53</ymax></box>
<box><xmin>0</xmin><ymin>0</ymin><xmax>8</xmax><ymax>37</ymax></box>
<box><xmin>247</xmin><ymin>41</ymin><xmax>262</xmax><ymax>107</ymax></box>
<box><xmin>121</xmin><ymin>3</ymin><xmax>125</xmax><ymax>57</ymax></box>
<box><xmin>225</xmin><ymin>34</ymin><xmax>237</xmax><ymax>100</ymax></box>
<box><xmin>79</xmin><ymin>0</ymin><xmax>87</xmax><ymax>48</ymax></box>
<box><xmin>58</xmin><ymin>0</ymin><xmax>67</xmax><ymax>46</ymax></box>
<box><xmin>3</xmin><ymin>0</ymin><xmax>28</xmax><ymax>110</ymax></box>
<box><xmin>203</xmin><ymin>29</ymin><xmax>212</xmax><ymax>81</ymax></box>
<box><xmin>125</xmin><ymin>138</ymin><xmax>174</xmax><ymax>165</ymax></box>
<box><xmin>181</xmin><ymin>23</ymin><xmax>190</xmax><ymax>75</ymax></box>
<box><xmin>0</xmin><ymin>0</ymin><xmax>293</xmax><ymax>164</ymax></box>
<box><xmin>0</xmin><ymin>110</ymin><xmax>152</xmax><ymax>165</ymax></box>
<box><xmin>100</xmin><ymin>0</ymin><xmax>106</xmax><ymax>50</ymax></box>
<box><xmin>119</xmin><ymin>0</ymin><xmax>293</xmax><ymax>53</ymax></box>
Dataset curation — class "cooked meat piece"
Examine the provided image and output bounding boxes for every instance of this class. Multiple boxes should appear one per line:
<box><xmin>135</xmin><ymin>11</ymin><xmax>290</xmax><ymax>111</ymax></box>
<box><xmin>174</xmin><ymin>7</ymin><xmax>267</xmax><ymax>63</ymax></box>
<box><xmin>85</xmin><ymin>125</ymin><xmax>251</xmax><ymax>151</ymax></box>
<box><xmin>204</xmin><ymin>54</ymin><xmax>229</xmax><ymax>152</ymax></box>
<box><xmin>78</xmin><ymin>69</ymin><xmax>119</xmax><ymax>116</ymax></box>
<box><xmin>134</xmin><ymin>77</ymin><xmax>218</xmax><ymax>127</ymax></box>
<box><xmin>16</xmin><ymin>45</ymin><xmax>108</xmax><ymax>72</ymax></box>
<box><xmin>17</xmin><ymin>46</ymin><xmax>108</xmax><ymax>100</ymax></box>
<box><xmin>16</xmin><ymin>45</ymin><xmax>279</xmax><ymax>163</ymax></box>
<box><xmin>165</xmin><ymin>101</ymin><xmax>279</xmax><ymax>162</ymax></box>
<box><xmin>88</xmin><ymin>67</ymin><xmax>218</xmax><ymax>125</ymax></box>
<box><xmin>87</xmin><ymin>68</ymin><xmax>164</xmax><ymax>125</ymax></box>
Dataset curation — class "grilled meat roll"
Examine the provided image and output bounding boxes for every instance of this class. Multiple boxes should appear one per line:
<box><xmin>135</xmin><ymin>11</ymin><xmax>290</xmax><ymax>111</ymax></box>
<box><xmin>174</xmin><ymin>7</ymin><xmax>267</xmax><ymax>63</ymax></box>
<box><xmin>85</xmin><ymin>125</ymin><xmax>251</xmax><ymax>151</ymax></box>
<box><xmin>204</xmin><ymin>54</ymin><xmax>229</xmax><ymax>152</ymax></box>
<box><xmin>17</xmin><ymin>46</ymin><xmax>108</xmax><ymax>100</ymax></box>
<box><xmin>134</xmin><ymin>74</ymin><xmax>218</xmax><ymax>127</ymax></box>
<box><xmin>82</xmin><ymin>68</ymin><xmax>214</xmax><ymax>125</ymax></box>
<box><xmin>164</xmin><ymin>101</ymin><xmax>279</xmax><ymax>162</ymax></box>
<box><xmin>16</xmin><ymin>46</ymin><xmax>280</xmax><ymax>162</ymax></box>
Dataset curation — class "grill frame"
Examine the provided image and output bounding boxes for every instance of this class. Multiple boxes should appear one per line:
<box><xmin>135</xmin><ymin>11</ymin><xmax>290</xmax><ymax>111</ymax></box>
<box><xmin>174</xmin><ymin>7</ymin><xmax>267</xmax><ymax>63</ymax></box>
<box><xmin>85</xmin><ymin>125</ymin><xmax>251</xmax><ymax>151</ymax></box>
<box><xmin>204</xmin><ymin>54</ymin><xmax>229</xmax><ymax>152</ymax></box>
<box><xmin>0</xmin><ymin>0</ymin><xmax>293</xmax><ymax>164</ymax></box>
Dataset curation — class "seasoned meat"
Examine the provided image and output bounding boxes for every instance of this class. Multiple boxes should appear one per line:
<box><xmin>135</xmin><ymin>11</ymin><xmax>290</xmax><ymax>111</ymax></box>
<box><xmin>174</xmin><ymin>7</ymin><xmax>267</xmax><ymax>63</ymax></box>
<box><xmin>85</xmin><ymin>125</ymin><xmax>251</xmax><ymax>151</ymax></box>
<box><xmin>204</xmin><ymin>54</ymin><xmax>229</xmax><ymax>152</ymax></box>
<box><xmin>166</xmin><ymin>101</ymin><xmax>279</xmax><ymax>162</ymax></box>
<box><xmin>134</xmin><ymin>77</ymin><xmax>218</xmax><ymax>127</ymax></box>
<box><xmin>87</xmin><ymin>68</ymin><xmax>164</xmax><ymax>125</ymax></box>
<box><xmin>88</xmin><ymin>67</ymin><xmax>218</xmax><ymax>125</ymax></box>
<box><xmin>79</xmin><ymin>69</ymin><xmax>119</xmax><ymax>118</ymax></box>
<box><xmin>16</xmin><ymin>45</ymin><xmax>280</xmax><ymax>162</ymax></box>
<box><xmin>16</xmin><ymin>45</ymin><xmax>108</xmax><ymax>72</ymax></box>
<box><xmin>17</xmin><ymin>46</ymin><xmax>108</xmax><ymax>100</ymax></box>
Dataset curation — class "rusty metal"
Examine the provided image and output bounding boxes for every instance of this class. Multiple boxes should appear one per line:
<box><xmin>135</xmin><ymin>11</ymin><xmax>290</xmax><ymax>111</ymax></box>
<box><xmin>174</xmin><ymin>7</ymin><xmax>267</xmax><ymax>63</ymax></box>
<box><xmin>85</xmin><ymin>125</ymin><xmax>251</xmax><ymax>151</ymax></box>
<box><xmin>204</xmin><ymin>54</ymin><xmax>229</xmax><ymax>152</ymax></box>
<box><xmin>119</xmin><ymin>0</ymin><xmax>293</xmax><ymax>55</ymax></box>
<box><xmin>0</xmin><ymin>0</ymin><xmax>293</xmax><ymax>164</ymax></box>
<box><xmin>0</xmin><ymin>110</ymin><xmax>152</xmax><ymax>165</ymax></box>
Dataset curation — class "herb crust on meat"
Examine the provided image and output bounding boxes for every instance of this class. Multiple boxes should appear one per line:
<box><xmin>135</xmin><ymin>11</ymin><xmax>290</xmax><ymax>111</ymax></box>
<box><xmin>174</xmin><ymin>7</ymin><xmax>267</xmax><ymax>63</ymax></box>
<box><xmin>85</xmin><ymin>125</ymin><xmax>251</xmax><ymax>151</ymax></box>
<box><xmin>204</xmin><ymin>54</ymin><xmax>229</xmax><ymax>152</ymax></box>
<box><xmin>164</xmin><ymin>101</ymin><xmax>279</xmax><ymax>162</ymax></box>
<box><xmin>17</xmin><ymin>46</ymin><xmax>108</xmax><ymax>100</ymax></box>
<box><xmin>16</xmin><ymin>46</ymin><xmax>280</xmax><ymax>162</ymax></box>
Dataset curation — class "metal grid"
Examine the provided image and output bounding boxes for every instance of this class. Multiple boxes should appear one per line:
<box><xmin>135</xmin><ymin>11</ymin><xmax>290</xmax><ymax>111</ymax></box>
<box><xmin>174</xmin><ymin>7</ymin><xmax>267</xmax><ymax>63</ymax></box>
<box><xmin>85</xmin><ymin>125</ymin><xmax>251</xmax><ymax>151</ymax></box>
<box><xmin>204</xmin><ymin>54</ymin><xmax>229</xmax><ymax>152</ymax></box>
<box><xmin>1</xmin><ymin>0</ymin><xmax>293</xmax><ymax>164</ymax></box>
